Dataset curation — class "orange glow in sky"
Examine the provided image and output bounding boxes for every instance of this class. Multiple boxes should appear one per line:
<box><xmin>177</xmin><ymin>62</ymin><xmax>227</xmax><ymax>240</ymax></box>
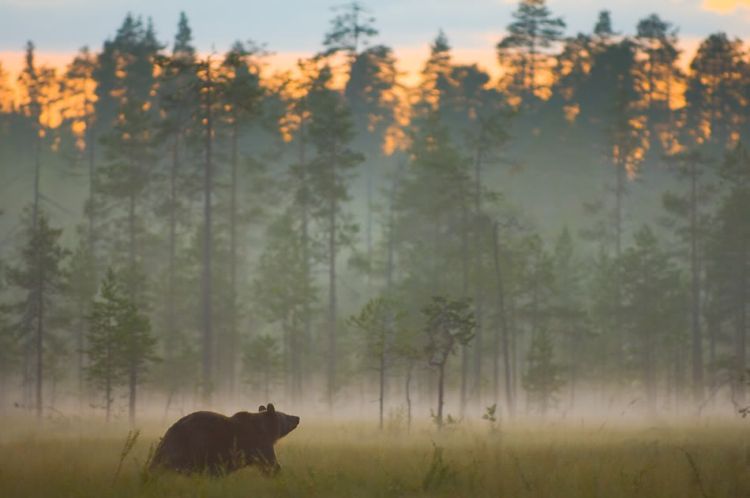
<box><xmin>702</xmin><ymin>0</ymin><xmax>750</xmax><ymax>13</ymax></box>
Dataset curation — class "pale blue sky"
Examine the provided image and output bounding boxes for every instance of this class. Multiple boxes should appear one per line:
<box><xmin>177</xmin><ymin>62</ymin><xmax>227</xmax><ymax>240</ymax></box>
<box><xmin>0</xmin><ymin>0</ymin><xmax>748</xmax><ymax>57</ymax></box>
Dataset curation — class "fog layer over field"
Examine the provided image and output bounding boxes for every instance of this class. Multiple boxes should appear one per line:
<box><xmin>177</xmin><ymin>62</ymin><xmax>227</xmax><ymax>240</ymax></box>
<box><xmin>1</xmin><ymin>0</ymin><xmax>750</xmax><ymax>429</ymax></box>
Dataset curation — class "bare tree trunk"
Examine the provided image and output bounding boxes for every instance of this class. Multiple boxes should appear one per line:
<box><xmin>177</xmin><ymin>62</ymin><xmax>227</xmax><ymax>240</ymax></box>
<box><xmin>366</xmin><ymin>162</ymin><xmax>373</xmax><ymax>295</ymax></box>
<box><xmin>227</xmin><ymin>119</ymin><xmax>239</xmax><ymax>397</ymax></box>
<box><xmin>436</xmin><ymin>363</ymin><xmax>445</xmax><ymax>429</ymax></box>
<box><xmin>128</xmin><ymin>191</ymin><xmax>137</xmax><ymax>426</ymax></box>
<box><xmin>35</xmin><ymin>283</ymin><xmax>44</xmax><ymax>420</ymax></box>
<box><xmin>129</xmin><ymin>363</ymin><xmax>136</xmax><ymax>426</ymax></box>
<box><xmin>492</xmin><ymin>223</ymin><xmax>515</xmax><ymax>418</ymax></box>
<box><xmin>614</xmin><ymin>157</ymin><xmax>625</xmax><ymax>376</ymax></box>
<box><xmin>405</xmin><ymin>363</ymin><xmax>413</xmax><ymax>431</ymax></box>
<box><xmin>327</xmin><ymin>194</ymin><xmax>338</xmax><ymax>410</ymax></box>
<box><xmin>167</xmin><ymin>137</ymin><xmax>178</xmax><ymax>354</ymax></box>
<box><xmin>379</xmin><ymin>351</ymin><xmax>385</xmax><ymax>430</ymax></box>
<box><xmin>689</xmin><ymin>160</ymin><xmax>704</xmax><ymax>405</ymax></box>
<box><xmin>299</xmin><ymin>124</ymin><xmax>310</xmax><ymax>402</ymax></box>
<box><xmin>105</xmin><ymin>363</ymin><xmax>111</xmax><ymax>423</ymax></box>
<box><xmin>460</xmin><ymin>196</ymin><xmax>469</xmax><ymax>415</ymax></box>
<box><xmin>201</xmin><ymin>59</ymin><xmax>215</xmax><ymax>404</ymax></box>
<box><xmin>735</xmin><ymin>246</ymin><xmax>747</xmax><ymax>404</ymax></box>
<box><xmin>472</xmin><ymin>149</ymin><xmax>483</xmax><ymax>408</ymax></box>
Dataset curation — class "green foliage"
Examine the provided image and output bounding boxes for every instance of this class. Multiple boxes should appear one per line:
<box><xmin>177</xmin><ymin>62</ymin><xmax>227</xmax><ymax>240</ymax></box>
<box><xmin>348</xmin><ymin>297</ymin><xmax>402</xmax><ymax>368</ymax></box>
<box><xmin>497</xmin><ymin>0</ymin><xmax>566</xmax><ymax>103</ymax></box>
<box><xmin>422</xmin><ymin>444</ymin><xmax>456</xmax><ymax>491</ymax></box>
<box><xmin>322</xmin><ymin>1</ymin><xmax>379</xmax><ymax>60</ymax></box>
<box><xmin>422</xmin><ymin>296</ymin><xmax>476</xmax><ymax>368</ymax></box>
<box><xmin>482</xmin><ymin>403</ymin><xmax>498</xmax><ymax>424</ymax></box>
<box><xmin>242</xmin><ymin>334</ymin><xmax>282</xmax><ymax>399</ymax></box>
<box><xmin>523</xmin><ymin>328</ymin><xmax>565</xmax><ymax>414</ymax></box>
<box><xmin>85</xmin><ymin>268</ymin><xmax>157</xmax><ymax>420</ymax></box>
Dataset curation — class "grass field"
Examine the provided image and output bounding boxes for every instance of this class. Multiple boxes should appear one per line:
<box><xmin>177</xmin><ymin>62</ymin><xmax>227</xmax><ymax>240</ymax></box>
<box><xmin>1</xmin><ymin>416</ymin><xmax>749</xmax><ymax>497</ymax></box>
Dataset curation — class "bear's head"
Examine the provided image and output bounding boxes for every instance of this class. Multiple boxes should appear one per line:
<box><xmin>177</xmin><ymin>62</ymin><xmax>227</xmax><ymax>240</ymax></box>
<box><xmin>259</xmin><ymin>403</ymin><xmax>300</xmax><ymax>439</ymax></box>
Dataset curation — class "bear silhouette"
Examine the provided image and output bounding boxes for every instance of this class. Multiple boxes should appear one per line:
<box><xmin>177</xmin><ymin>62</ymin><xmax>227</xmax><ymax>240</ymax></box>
<box><xmin>149</xmin><ymin>403</ymin><xmax>299</xmax><ymax>475</ymax></box>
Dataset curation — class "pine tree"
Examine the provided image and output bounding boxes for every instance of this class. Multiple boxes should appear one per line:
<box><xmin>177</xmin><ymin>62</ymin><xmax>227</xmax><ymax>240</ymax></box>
<box><xmin>307</xmin><ymin>65</ymin><xmax>363</xmax><ymax>408</ymax></box>
<box><xmin>662</xmin><ymin>148</ymin><xmax>715</xmax><ymax>405</ymax></box>
<box><xmin>705</xmin><ymin>144</ymin><xmax>750</xmax><ymax>404</ymax></box>
<box><xmin>153</xmin><ymin>13</ymin><xmax>200</xmax><ymax>372</ymax></box>
<box><xmin>85</xmin><ymin>268</ymin><xmax>125</xmax><ymax>421</ymax></box>
<box><xmin>686</xmin><ymin>33</ymin><xmax>746</xmax><ymax>152</ymax></box>
<box><xmin>635</xmin><ymin>13</ymin><xmax>681</xmax><ymax>156</ymax></box>
<box><xmin>66</xmin><ymin>236</ymin><xmax>98</xmax><ymax>401</ymax></box>
<box><xmin>218</xmin><ymin>40</ymin><xmax>266</xmax><ymax>394</ymax></box>
<box><xmin>550</xmin><ymin>228</ymin><xmax>588</xmax><ymax>406</ymax></box>
<box><xmin>344</xmin><ymin>44</ymin><xmax>400</xmax><ymax>292</ymax></box>
<box><xmin>348</xmin><ymin>297</ymin><xmax>402</xmax><ymax>429</ymax></box>
<box><xmin>98</xmin><ymin>15</ymin><xmax>161</xmax><ymax>297</ymax></box>
<box><xmin>423</xmin><ymin>296</ymin><xmax>475</xmax><ymax>429</ymax></box>
<box><xmin>6</xmin><ymin>211</ymin><xmax>68</xmax><ymax>419</ymax></box>
<box><xmin>497</xmin><ymin>0</ymin><xmax>566</xmax><ymax>106</ymax></box>
<box><xmin>252</xmin><ymin>211</ymin><xmax>317</xmax><ymax>402</ymax></box>
<box><xmin>619</xmin><ymin>226</ymin><xmax>686</xmax><ymax>413</ymax></box>
<box><xmin>321</xmin><ymin>1</ymin><xmax>378</xmax><ymax>62</ymax></box>
<box><xmin>62</xmin><ymin>47</ymin><xmax>99</xmax><ymax>265</ymax></box>
<box><xmin>85</xmin><ymin>268</ymin><xmax>157</xmax><ymax>423</ymax></box>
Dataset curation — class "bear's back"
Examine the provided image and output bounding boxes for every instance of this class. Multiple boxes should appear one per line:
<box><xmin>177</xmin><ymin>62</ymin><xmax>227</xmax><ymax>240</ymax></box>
<box><xmin>152</xmin><ymin>411</ymin><xmax>238</xmax><ymax>473</ymax></box>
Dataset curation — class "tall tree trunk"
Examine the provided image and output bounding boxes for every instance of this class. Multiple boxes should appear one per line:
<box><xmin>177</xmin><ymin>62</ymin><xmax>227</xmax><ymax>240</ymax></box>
<box><xmin>33</xmin><ymin>121</ymin><xmax>44</xmax><ymax>420</ymax></box>
<box><xmin>528</xmin><ymin>38</ymin><xmax>537</xmax><ymax>104</ymax></box>
<box><xmin>735</xmin><ymin>247</ymin><xmax>748</xmax><ymax>404</ymax></box>
<box><xmin>614</xmin><ymin>156</ymin><xmax>625</xmax><ymax>376</ymax></box>
<box><xmin>129</xmin><ymin>361</ymin><xmax>136</xmax><ymax>426</ymax></box>
<box><xmin>127</xmin><ymin>191</ymin><xmax>137</xmax><ymax>425</ymax></box>
<box><xmin>492</xmin><ymin>222</ymin><xmax>515</xmax><ymax>418</ymax></box>
<box><xmin>35</xmin><ymin>282</ymin><xmax>44</xmax><ymax>420</ymax></box>
<box><xmin>405</xmin><ymin>362</ymin><xmax>413</xmax><ymax>431</ymax></box>
<box><xmin>86</xmin><ymin>111</ymin><xmax>96</xmax><ymax>259</ymax></box>
<box><xmin>366</xmin><ymin>162</ymin><xmax>373</xmax><ymax>295</ymax></box>
<box><xmin>105</xmin><ymin>348</ymin><xmax>112</xmax><ymax>423</ymax></box>
<box><xmin>327</xmin><ymin>194</ymin><xmax>337</xmax><ymax>409</ymax></box>
<box><xmin>167</xmin><ymin>136</ymin><xmax>178</xmax><ymax>355</ymax></box>
<box><xmin>460</xmin><ymin>195</ymin><xmax>469</xmax><ymax>415</ymax></box>
<box><xmin>436</xmin><ymin>362</ymin><xmax>445</xmax><ymax>429</ymax></box>
<box><xmin>201</xmin><ymin>61</ymin><xmax>214</xmax><ymax>403</ymax></box>
<box><xmin>689</xmin><ymin>160</ymin><xmax>704</xmax><ymax>405</ymax></box>
<box><xmin>80</xmin><ymin>113</ymin><xmax>96</xmax><ymax>405</ymax></box>
<box><xmin>472</xmin><ymin>148</ymin><xmax>483</xmax><ymax>408</ymax></box>
<box><xmin>379</xmin><ymin>349</ymin><xmax>385</xmax><ymax>430</ymax></box>
<box><xmin>227</xmin><ymin>119</ymin><xmax>239</xmax><ymax>397</ymax></box>
<box><xmin>299</xmin><ymin>124</ymin><xmax>310</xmax><ymax>402</ymax></box>
<box><xmin>708</xmin><ymin>312</ymin><xmax>718</xmax><ymax>396</ymax></box>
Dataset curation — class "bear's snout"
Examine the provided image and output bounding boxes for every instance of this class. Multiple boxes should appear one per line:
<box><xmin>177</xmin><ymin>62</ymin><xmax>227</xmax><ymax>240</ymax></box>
<box><xmin>280</xmin><ymin>414</ymin><xmax>300</xmax><ymax>437</ymax></box>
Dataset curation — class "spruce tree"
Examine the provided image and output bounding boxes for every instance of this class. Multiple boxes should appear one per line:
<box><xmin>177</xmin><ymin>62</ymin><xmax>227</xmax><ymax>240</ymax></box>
<box><xmin>86</xmin><ymin>268</ymin><xmax>157</xmax><ymax>423</ymax></box>
<box><xmin>6</xmin><ymin>211</ymin><xmax>68</xmax><ymax>419</ymax></box>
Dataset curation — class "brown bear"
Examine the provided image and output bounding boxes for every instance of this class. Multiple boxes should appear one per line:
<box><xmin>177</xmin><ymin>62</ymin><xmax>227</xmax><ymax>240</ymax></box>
<box><xmin>149</xmin><ymin>403</ymin><xmax>299</xmax><ymax>476</ymax></box>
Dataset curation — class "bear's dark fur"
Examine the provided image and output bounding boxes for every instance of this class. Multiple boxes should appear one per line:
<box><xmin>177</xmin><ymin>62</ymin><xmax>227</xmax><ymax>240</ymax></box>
<box><xmin>149</xmin><ymin>403</ymin><xmax>299</xmax><ymax>475</ymax></box>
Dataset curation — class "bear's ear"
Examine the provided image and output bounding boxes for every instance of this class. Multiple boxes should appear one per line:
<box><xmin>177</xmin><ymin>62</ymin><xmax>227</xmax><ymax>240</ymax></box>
<box><xmin>266</xmin><ymin>403</ymin><xmax>275</xmax><ymax>414</ymax></box>
<box><xmin>258</xmin><ymin>405</ymin><xmax>266</xmax><ymax>412</ymax></box>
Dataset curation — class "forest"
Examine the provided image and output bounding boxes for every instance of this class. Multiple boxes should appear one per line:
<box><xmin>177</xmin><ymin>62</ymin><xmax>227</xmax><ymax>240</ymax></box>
<box><xmin>1</xmin><ymin>0</ymin><xmax>750</xmax><ymax>433</ymax></box>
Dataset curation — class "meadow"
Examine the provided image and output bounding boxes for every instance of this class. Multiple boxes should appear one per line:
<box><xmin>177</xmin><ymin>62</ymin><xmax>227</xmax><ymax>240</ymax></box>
<box><xmin>1</xmin><ymin>415</ymin><xmax>749</xmax><ymax>498</ymax></box>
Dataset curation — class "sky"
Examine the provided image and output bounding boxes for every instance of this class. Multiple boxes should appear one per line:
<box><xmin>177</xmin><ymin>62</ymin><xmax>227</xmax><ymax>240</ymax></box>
<box><xmin>0</xmin><ymin>0</ymin><xmax>749</xmax><ymax>81</ymax></box>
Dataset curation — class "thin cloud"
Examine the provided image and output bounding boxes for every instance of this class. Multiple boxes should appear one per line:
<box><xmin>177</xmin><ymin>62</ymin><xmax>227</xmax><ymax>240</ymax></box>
<box><xmin>701</xmin><ymin>0</ymin><xmax>750</xmax><ymax>14</ymax></box>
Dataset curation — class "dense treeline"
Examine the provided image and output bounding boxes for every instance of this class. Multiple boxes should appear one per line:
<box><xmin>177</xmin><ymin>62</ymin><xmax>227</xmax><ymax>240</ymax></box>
<box><xmin>0</xmin><ymin>1</ymin><xmax>749</xmax><ymax>425</ymax></box>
